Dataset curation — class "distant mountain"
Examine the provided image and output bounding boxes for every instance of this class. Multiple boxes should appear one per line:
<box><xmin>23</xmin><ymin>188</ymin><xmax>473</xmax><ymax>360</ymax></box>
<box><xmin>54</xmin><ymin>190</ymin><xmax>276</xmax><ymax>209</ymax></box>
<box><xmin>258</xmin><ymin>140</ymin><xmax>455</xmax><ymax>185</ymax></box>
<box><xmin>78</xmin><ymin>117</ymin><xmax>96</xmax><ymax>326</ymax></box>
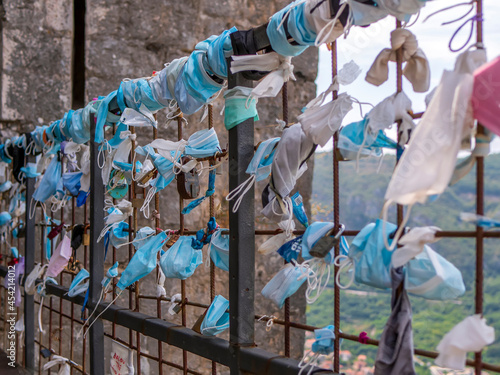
<box><xmin>308</xmin><ymin>152</ymin><xmax>500</xmax><ymax>372</ymax></box>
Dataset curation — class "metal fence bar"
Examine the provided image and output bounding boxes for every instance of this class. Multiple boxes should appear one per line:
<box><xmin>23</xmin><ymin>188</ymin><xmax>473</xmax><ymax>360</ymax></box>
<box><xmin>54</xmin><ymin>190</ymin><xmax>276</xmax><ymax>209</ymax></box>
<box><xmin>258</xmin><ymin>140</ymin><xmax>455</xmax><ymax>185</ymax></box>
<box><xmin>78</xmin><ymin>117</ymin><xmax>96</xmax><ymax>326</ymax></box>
<box><xmin>24</xmin><ymin>154</ymin><xmax>36</xmax><ymax>373</ymax></box>
<box><xmin>89</xmin><ymin>113</ymin><xmax>105</xmax><ymax>375</ymax></box>
<box><xmin>227</xmin><ymin>61</ymin><xmax>256</xmax><ymax>374</ymax></box>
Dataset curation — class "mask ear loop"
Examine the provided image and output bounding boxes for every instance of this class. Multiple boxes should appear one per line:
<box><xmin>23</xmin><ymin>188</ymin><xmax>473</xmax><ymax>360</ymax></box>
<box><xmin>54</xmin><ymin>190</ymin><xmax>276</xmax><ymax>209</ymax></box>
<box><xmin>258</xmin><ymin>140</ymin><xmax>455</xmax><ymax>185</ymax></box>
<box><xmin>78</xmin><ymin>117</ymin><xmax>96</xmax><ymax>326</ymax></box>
<box><xmin>257</xmin><ymin>315</ymin><xmax>276</xmax><ymax>332</ymax></box>
<box><xmin>381</xmin><ymin>199</ymin><xmax>413</xmax><ymax>251</ymax></box>
<box><xmin>82</xmin><ymin>289</ymin><xmax>123</xmax><ymax>339</ymax></box>
<box><xmin>226</xmin><ymin>174</ymin><xmax>256</xmax><ymax>213</ymax></box>
<box><xmin>140</xmin><ymin>186</ymin><xmax>158</xmax><ymax>219</ymax></box>
<box><xmin>298</xmin><ymin>350</ymin><xmax>320</xmax><ymax>375</ymax></box>
<box><xmin>333</xmin><ymin>254</ymin><xmax>355</xmax><ymax>289</ymax></box>
<box><xmin>314</xmin><ymin>1</ymin><xmax>347</xmax><ymax>47</ymax></box>
<box><xmin>76</xmin><ymin>281</ymin><xmax>112</xmax><ymax>339</ymax></box>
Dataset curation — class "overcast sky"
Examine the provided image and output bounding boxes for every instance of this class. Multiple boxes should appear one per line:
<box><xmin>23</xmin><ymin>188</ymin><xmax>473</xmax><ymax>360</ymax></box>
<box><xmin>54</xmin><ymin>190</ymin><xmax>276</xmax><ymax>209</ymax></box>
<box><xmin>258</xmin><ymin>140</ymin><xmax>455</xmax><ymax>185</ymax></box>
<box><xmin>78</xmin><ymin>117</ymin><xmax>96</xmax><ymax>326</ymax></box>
<box><xmin>315</xmin><ymin>0</ymin><xmax>500</xmax><ymax>152</ymax></box>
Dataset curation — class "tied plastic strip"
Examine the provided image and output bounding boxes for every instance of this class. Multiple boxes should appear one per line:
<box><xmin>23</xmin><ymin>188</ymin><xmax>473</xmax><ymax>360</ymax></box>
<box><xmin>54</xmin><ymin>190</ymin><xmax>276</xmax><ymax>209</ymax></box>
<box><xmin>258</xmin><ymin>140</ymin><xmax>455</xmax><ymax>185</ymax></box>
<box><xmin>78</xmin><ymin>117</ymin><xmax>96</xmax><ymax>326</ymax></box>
<box><xmin>181</xmin><ymin>169</ymin><xmax>216</xmax><ymax>214</ymax></box>
<box><xmin>192</xmin><ymin>217</ymin><xmax>219</xmax><ymax>250</ymax></box>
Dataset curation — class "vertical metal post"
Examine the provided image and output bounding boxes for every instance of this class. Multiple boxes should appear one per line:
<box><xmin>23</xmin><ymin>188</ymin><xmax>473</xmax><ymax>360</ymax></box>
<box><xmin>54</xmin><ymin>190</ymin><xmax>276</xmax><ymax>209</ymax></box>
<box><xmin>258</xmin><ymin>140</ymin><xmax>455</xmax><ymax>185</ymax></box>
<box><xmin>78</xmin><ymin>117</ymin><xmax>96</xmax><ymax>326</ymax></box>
<box><xmin>89</xmin><ymin>113</ymin><xmax>105</xmax><ymax>375</ymax></box>
<box><xmin>475</xmin><ymin>1</ymin><xmax>484</xmax><ymax>373</ymax></box>
<box><xmin>227</xmin><ymin>60</ymin><xmax>255</xmax><ymax>374</ymax></box>
<box><xmin>24</xmin><ymin>154</ymin><xmax>36</xmax><ymax>373</ymax></box>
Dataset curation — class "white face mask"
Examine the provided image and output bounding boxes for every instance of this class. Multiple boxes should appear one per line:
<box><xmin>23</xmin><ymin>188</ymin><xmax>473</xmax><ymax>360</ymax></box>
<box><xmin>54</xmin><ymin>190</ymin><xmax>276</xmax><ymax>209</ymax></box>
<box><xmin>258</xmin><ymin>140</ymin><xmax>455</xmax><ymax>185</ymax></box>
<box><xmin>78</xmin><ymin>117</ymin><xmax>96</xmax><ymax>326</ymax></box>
<box><xmin>436</xmin><ymin>315</ymin><xmax>495</xmax><ymax>370</ymax></box>
<box><xmin>383</xmin><ymin>49</ymin><xmax>487</xmax><ymax>247</ymax></box>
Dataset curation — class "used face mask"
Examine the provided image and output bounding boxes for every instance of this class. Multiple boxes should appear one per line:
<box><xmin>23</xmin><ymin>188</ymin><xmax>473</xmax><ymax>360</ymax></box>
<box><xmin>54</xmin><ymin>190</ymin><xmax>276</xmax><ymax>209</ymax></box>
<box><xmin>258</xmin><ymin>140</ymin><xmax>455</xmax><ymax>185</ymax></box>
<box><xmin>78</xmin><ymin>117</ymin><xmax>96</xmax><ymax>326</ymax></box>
<box><xmin>348</xmin><ymin>0</ymin><xmax>389</xmax><ymax>27</ymax></box>
<box><xmin>116</xmin><ymin>231</ymin><xmax>167</xmax><ymax>291</ymax></box>
<box><xmin>305</xmin><ymin>0</ymin><xmax>346</xmax><ymax>46</ymax></box>
<box><xmin>46</xmin><ymin>234</ymin><xmax>72</xmax><ymax>278</ymax></box>
<box><xmin>43</xmin><ymin>355</ymin><xmax>71</xmax><ymax>375</ymax></box>
<box><xmin>0</xmin><ymin>211</ymin><xmax>12</xmax><ymax>227</ymax></box>
<box><xmin>261</xmin><ymin>261</ymin><xmax>309</xmax><ymax>308</ymax></box>
<box><xmin>160</xmin><ymin>236</ymin><xmax>203</xmax><ymax>280</ymax></box>
<box><xmin>366</xmin><ymin>28</ymin><xmax>430</xmax><ymax>93</ymax></box>
<box><xmin>299</xmin><ymin>92</ymin><xmax>354</xmax><ymax>147</ymax></box>
<box><xmin>67</xmin><ymin>268</ymin><xmax>89</xmax><ymax>298</ymax></box>
<box><xmin>32</xmin><ymin>155</ymin><xmax>61</xmax><ymax>203</ymax></box>
<box><xmin>262</xmin><ymin>124</ymin><xmax>315</xmax><ymax>224</ymax></box>
<box><xmin>299</xmin><ymin>325</ymin><xmax>339</xmax><ymax>375</ymax></box>
<box><xmin>300</xmin><ymin>222</ymin><xmax>349</xmax><ymax>303</ymax></box>
<box><xmin>102</xmin><ymin>261</ymin><xmax>120</xmax><ymax>289</ymax></box>
<box><xmin>208</xmin><ymin>228</ymin><xmax>229</xmax><ymax>272</ymax></box>
<box><xmin>110</xmin><ymin>339</ymin><xmax>135</xmax><ymax>375</ymax></box>
<box><xmin>200</xmin><ymin>295</ymin><xmax>229</xmax><ymax>336</ymax></box>
<box><xmin>435</xmin><ymin>314</ymin><xmax>495</xmax><ymax>370</ymax></box>
<box><xmin>471</xmin><ymin>56</ymin><xmax>500</xmax><ymax>136</ymax></box>
<box><xmin>109</xmin><ymin>221</ymin><xmax>130</xmax><ymax>248</ymax></box>
<box><xmin>20</xmin><ymin>162</ymin><xmax>41</xmax><ymax>180</ymax></box>
<box><xmin>0</xmin><ymin>180</ymin><xmax>12</xmax><ymax>193</ymax></box>
<box><xmin>184</xmin><ymin>128</ymin><xmax>221</xmax><ymax>159</ymax></box>
<box><xmin>62</xmin><ymin>171</ymin><xmax>83</xmax><ymax>197</ymax></box>
<box><xmin>335</xmin><ymin>219</ymin><xmax>395</xmax><ymax>290</ymax></box>
<box><xmin>223</xmin><ymin>86</ymin><xmax>259</xmax><ymax>130</ymax></box>
<box><xmin>231</xmin><ymin>52</ymin><xmax>296</xmax><ymax>100</ymax></box>
<box><xmin>174</xmin><ymin>64</ymin><xmax>205</xmax><ymax>115</ymax></box>
<box><xmin>384</xmin><ymin>49</ymin><xmax>487</xmax><ymax>246</ymax></box>
<box><xmin>337</xmin><ymin>117</ymin><xmax>397</xmax><ymax>164</ymax></box>
<box><xmin>226</xmin><ymin>137</ymin><xmax>280</xmax><ymax>212</ymax></box>
<box><xmin>266</xmin><ymin>2</ymin><xmax>308</xmax><ymax>56</ymax></box>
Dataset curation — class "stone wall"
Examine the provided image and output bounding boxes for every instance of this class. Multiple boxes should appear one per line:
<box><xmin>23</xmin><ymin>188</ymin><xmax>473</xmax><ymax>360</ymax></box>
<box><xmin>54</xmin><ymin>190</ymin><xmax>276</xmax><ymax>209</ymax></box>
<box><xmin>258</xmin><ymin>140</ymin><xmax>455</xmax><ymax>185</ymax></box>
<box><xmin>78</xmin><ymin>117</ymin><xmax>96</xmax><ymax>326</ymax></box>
<box><xmin>0</xmin><ymin>1</ymin><xmax>318</xmax><ymax>373</ymax></box>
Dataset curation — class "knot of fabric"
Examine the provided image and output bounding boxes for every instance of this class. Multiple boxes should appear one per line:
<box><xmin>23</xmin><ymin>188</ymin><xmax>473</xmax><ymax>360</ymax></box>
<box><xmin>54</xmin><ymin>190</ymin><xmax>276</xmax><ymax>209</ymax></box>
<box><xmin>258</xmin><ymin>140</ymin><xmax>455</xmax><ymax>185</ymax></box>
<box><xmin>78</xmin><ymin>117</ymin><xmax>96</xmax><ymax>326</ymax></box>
<box><xmin>119</xmin><ymin>131</ymin><xmax>137</xmax><ymax>141</ymax></box>
<box><xmin>359</xmin><ymin>331</ymin><xmax>369</xmax><ymax>344</ymax></box>
<box><xmin>191</xmin><ymin>217</ymin><xmax>219</xmax><ymax>249</ymax></box>
<box><xmin>366</xmin><ymin>29</ymin><xmax>430</xmax><ymax>93</ymax></box>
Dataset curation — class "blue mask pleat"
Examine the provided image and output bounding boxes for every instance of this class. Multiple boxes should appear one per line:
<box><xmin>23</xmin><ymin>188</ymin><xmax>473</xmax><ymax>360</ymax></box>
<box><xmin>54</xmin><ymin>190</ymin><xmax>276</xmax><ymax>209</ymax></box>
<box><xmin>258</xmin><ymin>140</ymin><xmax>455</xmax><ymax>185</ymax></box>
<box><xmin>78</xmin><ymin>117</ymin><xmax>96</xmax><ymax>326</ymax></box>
<box><xmin>95</xmin><ymin>90</ymin><xmax>118</xmax><ymax>143</ymax></box>
<box><xmin>200</xmin><ymin>295</ymin><xmax>229</xmax><ymax>336</ymax></box>
<box><xmin>160</xmin><ymin>236</ymin><xmax>203</xmax><ymax>280</ymax></box>
<box><xmin>117</xmin><ymin>231</ymin><xmax>167</xmax><ymax>291</ymax></box>
<box><xmin>33</xmin><ymin>156</ymin><xmax>62</xmax><ymax>203</ymax></box>
<box><xmin>266</xmin><ymin>2</ymin><xmax>309</xmax><ymax>56</ymax></box>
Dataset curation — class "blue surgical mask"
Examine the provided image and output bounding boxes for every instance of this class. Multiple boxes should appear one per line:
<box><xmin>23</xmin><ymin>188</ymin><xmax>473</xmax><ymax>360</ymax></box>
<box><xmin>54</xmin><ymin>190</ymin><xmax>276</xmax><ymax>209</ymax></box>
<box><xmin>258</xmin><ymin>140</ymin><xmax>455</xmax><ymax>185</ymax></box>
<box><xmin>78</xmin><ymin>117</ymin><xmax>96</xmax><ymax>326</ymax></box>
<box><xmin>67</xmin><ymin>269</ymin><xmax>90</xmax><ymax>298</ymax></box>
<box><xmin>182</xmin><ymin>50</ymin><xmax>224</xmax><ymax>104</ymax></box>
<box><xmin>348</xmin><ymin>0</ymin><xmax>389</xmax><ymax>26</ymax></box>
<box><xmin>116</xmin><ymin>231</ymin><xmax>167</xmax><ymax>291</ymax></box>
<box><xmin>0</xmin><ymin>180</ymin><xmax>12</xmax><ymax>193</ymax></box>
<box><xmin>0</xmin><ymin>144</ymin><xmax>12</xmax><ymax>164</ymax></box>
<box><xmin>209</xmin><ymin>229</ymin><xmax>229</xmax><ymax>272</ymax></box>
<box><xmin>184</xmin><ymin>128</ymin><xmax>220</xmax><ymax>159</ymax></box>
<box><xmin>291</xmin><ymin>191</ymin><xmax>309</xmax><ymax>227</ymax></box>
<box><xmin>20</xmin><ymin>163</ymin><xmax>41</xmax><ymax>179</ymax></box>
<box><xmin>299</xmin><ymin>325</ymin><xmax>340</xmax><ymax>375</ymax></box>
<box><xmin>338</xmin><ymin>118</ymin><xmax>397</xmax><ymax>161</ymax></box>
<box><xmin>62</xmin><ymin>172</ymin><xmax>83</xmax><ymax>197</ymax></box>
<box><xmin>223</xmin><ymin>86</ymin><xmax>260</xmax><ymax>130</ymax></box>
<box><xmin>94</xmin><ymin>91</ymin><xmax>119</xmax><ymax>144</ymax></box>
<box><xmin>32</xmin><ymin>156</ymin><xmax>62</xmax><ymax>203</ymax></box>
<box><xmin>102</xmin><ymin>261</ymin><xmax>120</xmax><ymax>289</ymax></box>
<box><xmin>267</xmin><ymin>2</ymin><xmax>309</xmax><ymax>56</ymax></box>
<box><xmin>0</xmin><ymin>211</ymin><xmax>12</xmax><ymax>226</ymax></box>
<box><xmin>200</xmin><ymin>295</ymin><xmax>229</xmax><ymax>336</ymax></box>
<box><xmin>198</xmin><ymin>27</ymin><xmax>237</xmax><ymax>79</ymax></box>
<box><xmin>133</xmin><ymin>227</ymin><xmax>156</xmax><ymax>248</ymax></box>
<box><xmin>109</xmin><ymin>221</ymin><xmax>130</xmax><ymax>248</ymax></box>
<box><xmin>226</xmin><ymin>137</ymin><xmax>280</xmax><ymax>212</ymax></box>
<box><xmin>118</xmin><ymin>78</ymin><xmax>165</xmax><ymax>113</ymax></box>
<box><xmin>160</xmin><ymin>236</ymin><xmax>203</xmax><ymax>280</ymax></box>
<box><xmin>174</xmin><ymin>64</ymin><xmax>206</xmax><ymax>115</ymax></box>
<box><xmin>67</xmin><ymin>108</ymin><xmax>90</xmax><ymax>144</ymax></box>
<box><xmin>286</xmin><ymin>1</ymin><xmax>317</xmax><ymax>46</ymax></box>
<box><xmin>261</xmin><ymin>262</ymin><xmax>307</xmax><ymax>308</ymax></box>
<box><xmin>336</xmin><ymin>219</ymin><xmax>396</xmax><ymax>290</ymax></box>
<box><xmin>10</xmin><ymin>247</ymin><xmax>19</xmax><ymax>258</ymax></box>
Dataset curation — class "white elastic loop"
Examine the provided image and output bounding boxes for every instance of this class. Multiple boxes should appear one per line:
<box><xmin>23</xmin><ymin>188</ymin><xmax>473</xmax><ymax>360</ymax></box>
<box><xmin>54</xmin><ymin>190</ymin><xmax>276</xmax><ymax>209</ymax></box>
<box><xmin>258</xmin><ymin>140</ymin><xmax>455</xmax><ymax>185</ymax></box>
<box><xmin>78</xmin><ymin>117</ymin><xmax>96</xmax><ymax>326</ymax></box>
<box><xmin>38</xmin><ymin>296</ymin><xmax>45</xmax><ymax>334</ymax></box>
<box><xmin>333</xmin><ymin>254</ymin><xmax>355</xmax><ymax>289</ymax></box>
<box><xmin>314</xmin><ymin>2</ymin><xmax>347</xmax><ymax>47</ymax></box>
<box><xmin>381</xmin><ymin>199</ymin><xmax>413</xmax><ymax>251</ymax></box>
<box><xmin>226</xmin><ymin>175</ymin><xmax>256</xmax><ymax>213</ymax></box>
<box><xmin>83</xmin><ymin>291</ymin><xmax>122</xmax><ymax>339</ymax></box>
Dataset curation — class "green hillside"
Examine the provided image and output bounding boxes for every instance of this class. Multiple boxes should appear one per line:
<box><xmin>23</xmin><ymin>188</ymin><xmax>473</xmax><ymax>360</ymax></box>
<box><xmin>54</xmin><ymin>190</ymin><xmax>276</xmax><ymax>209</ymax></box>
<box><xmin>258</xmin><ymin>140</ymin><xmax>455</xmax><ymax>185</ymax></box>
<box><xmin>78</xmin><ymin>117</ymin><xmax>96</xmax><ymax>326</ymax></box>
<box><xmin>309</xmin><ymin>151</ymin><xmax>500</xmax><ymax>372</ymax></box>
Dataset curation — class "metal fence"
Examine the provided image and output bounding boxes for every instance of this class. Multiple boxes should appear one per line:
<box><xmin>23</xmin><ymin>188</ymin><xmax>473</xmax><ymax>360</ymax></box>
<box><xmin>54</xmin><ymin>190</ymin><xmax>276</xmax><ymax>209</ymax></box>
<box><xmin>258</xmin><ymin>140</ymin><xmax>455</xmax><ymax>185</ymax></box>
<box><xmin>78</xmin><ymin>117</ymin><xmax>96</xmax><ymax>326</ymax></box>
<box><xmin>0</xmin><ymin>0</ymin><xmax>498</xmax><ymax>374</ymax></box>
